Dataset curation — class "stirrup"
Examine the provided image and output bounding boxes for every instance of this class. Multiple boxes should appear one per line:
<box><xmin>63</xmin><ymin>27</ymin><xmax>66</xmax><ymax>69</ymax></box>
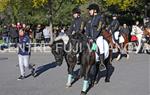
<box><xmin>99</xmin><ymin>63</ymin><xmax>106</xmax><ymax>71</ymax></box>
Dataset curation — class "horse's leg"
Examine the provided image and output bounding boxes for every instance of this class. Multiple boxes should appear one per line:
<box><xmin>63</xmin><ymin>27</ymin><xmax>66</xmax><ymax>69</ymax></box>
<box><xmin>65</xmin><ymin>56</ymin><xmax>76</xmax><ymax>88</ymax></box>
<box><xmin>93</xmin><ymin>63</ymin><xmax>99</xmax><ymax>84</ymax></box>
<box><xmin>136</xmin><ymin>36</ymin><xmax>142</xmax><ymax>54</ymax></box>
<box><xmin>77</xmin><ymin>64</ymin><xmax>84</xmax><ymax>79</ymax></box>
<box><xmin>66</xmin><ymin>62</ymin><xmax>76</xmax><ymax>88</ymax></box>
<box><xmin>81</xmin><ymin>64</ymin><xmax>92</xmax><ymax>95</ymax></box>
<box><xmin>124</xmin><ymin>42</ymin><xmax>130</xmax><ymax>59</ymax></box>
<box><xmin>116</xmin><ymin>45</ymin><xmax>121</xmax><ymax>61</ymax></box>
<box><xmin>109</xmin><ymin>48</ymin><xmax>113</xmax><ymax>62</ymax></box>
<box><xmin>104</xmin><ymin>56</ymin><xmax>111</xmax><ymax>82</ymax></box>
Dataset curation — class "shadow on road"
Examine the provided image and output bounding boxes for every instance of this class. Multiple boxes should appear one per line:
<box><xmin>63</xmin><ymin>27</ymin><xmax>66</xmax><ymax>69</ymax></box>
<box><xmin>0</xmin><ymin>57</ymin><xmax>8</xmax><ymax>61</ymax></box>
<box><xmin>86</xmin><ymin>63</ymin><xmax>115</xmax><ymax>94</ymax></box>
<box><xmin>34</xmin><ymin>62</ymin><xmax>58</xmax><ymax>77</ymax></box>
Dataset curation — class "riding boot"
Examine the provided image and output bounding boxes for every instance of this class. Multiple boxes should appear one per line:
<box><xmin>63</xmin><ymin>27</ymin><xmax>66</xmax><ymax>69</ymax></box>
<box><xmin>99</xmin><ymin>54</ymin><xmax>106</xmax><ymax>71</ymax></box>
<box><xmin>77</xmin><ymin>53</ymin><xmax>81</xmax><ymax>65</ymax></box>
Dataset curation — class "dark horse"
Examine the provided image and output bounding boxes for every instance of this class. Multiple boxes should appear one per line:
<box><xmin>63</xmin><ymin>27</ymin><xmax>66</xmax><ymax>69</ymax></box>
<box><xmin>51</xmin><ymin>32</ymin><xmax>113</xmax><ymax>95</ymax></box>
<box><xmin>51</xmin><ymin>34</ymin><xmax>83</xmax><ymax>86</ymax></box>
<box><xmin>63</xmin><ymin>32</ymin><xmax>112</xmax><ymax>95</ymax></box>
<box><xmin>102</xmin><ymin>30</ymin><xmax>129</xmax><ymax>61</ymax></box>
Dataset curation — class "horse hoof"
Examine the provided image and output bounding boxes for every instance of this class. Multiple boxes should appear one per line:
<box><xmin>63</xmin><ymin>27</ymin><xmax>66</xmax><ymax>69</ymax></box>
<box><xmin>116</xmin><ymin>54</ymin><xmax>121</xmax><ymax>61</ymax></box>
<box><xmin>66</xmin><ymin>84</ymin><xmax>72</xmax><ymax>88</ymax></box>
<box><xmin>33</xmin><ymin>72</ymin><xmax>37</xmax><ymax>77</ymax></box>
<box><xmin>80</xmin><ymin>91</ymin><xmax>86</xmax><ymax>95</ymax></box>
<box><xmin>105</xmin><ymin>78</ymin><xmax>110</xmax><ymax>83</ymax></box>
<box><xmin>94</xmin><ymin>80</ymin><xmax>98</xmax><ymax>84</ymax></box>
<box><xmin>127</xmin><ymin>55</ymin><xmax>129</xmax><ymax>60</ymax></box>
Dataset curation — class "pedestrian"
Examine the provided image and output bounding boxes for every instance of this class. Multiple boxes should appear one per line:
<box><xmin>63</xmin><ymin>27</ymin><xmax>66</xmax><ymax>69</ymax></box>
<box><xmin>35</xmin><ymin>24</ymin><xmax>42</xmax><ymax>46</ymax></box>
<box><xmin>17</xmin><ymin>29</ymin><xmax>35</xmax><ymax>80</ymax></box>
<box><xmin>9</xmin><ymin>24</ymin><xmax>19</xmax><ymax>48</ymax></box>
<box><xmin>2</xmin><ymin>25</ymin><xmax>9</xmax><ymax>45</ymax></box>
<box><xmin>43</xmin><ymin>26</ymin><xmax>51</xmax><ymax>44</ymax></box>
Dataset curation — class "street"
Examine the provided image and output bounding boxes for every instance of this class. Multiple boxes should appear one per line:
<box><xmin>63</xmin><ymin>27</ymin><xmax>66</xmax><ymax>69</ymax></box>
<box><xmin>0</xmin><ymin>52</ymin><xmax>149</xmax><ymax>95</ymax></box>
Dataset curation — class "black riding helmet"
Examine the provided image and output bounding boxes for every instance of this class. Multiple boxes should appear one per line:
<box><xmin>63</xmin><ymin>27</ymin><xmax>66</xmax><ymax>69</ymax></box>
<box><xmin>87</xmin><ymin>3</ymin><xmax>100</xmax><ymax>13</ymax></box>
<box><xmin>72</xmin><ymin>7</ymin><xmax>81</xmax><ymax>14</ymax></box>
<box><xmin>112</xmin><ymin>14</ymin><xmax>118</xmax><ymax>17</ymax></box>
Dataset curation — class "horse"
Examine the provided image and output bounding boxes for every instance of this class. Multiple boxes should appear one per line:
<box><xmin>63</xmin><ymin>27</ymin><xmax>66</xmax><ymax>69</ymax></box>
<box><xmin>144</xmin><ymin>28</ymin><xmax>150</xmax><ymax>42</ymax></box>
<box><xmin>51</xmin><ymin>39</ymin><xmax>66</xmax><ymax>66</ymax></box>
<box><xmin>131</xmin><ymin>25</ymin><xmax>144</xmax><ymax>54</ymax></box>
<box><xmin>142</xmin><ymin>28</ymin><xmax>150</xmax><ymax>53</ymax></box>
<box><xmin>63</xmin><ymin>32</ymin><xmax>112</xmax><ymax>95</ymax></box>
<box><xmin>102</xmin><ymin>30</ymin><xmax>129</xmax><ymax>61</ymax></box>
<box><xmin>51</xmin><ymin>33</ymin><xmax>84</xmax><ymax>87</ymax></box>
<box><xmin>65</xmin><ymin>32</ymin><xmax>86</xmax><ymax>87</ymax></box>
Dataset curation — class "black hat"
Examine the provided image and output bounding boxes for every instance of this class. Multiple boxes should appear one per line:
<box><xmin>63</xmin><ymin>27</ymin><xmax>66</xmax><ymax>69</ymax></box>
<box><xmin>146</xmin><ymin>17</ymin><xmax>149</xmax><ymax>20</ymax></box>
<box><xmin>112</xmin><ymin>14</ymin><xmax>117</xmax><ymax>17</ymax></box>
<box><xmin>72</xmin><ymin>7</ymin><xmax>81</xmax><ymax>14</ymax></box>
<box><xmin>87</xmin><ymin>3</ymin><xmax>100</xmax><ymax>13</ymax></box>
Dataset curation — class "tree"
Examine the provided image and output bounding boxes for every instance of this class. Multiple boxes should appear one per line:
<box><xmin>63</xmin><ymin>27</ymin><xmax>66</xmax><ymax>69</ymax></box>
<box><xmin>0</xmin><ymin>0</ymin><xmax>9</xmax><ymax>12</ymax></box>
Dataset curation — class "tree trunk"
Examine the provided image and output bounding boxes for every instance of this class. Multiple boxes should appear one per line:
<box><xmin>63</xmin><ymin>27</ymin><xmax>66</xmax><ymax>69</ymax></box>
<box><xmin>48</xmin><ymin>0</ymin><xmax>53</xmax><ymax>45</ymax></box>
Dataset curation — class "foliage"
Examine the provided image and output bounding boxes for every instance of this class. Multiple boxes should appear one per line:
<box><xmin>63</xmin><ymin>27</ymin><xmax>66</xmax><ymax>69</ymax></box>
<box><xmin>0</xmin><ymin>0</ymin><xmax>147</xmax><ymax>26</ymax></box>
<box><xmin>105</xmin><ymin>0</ymin><xmax>141</xmax><ymax>11</ymax></box>
<box><xmin>0</xmin><ymin>0</ymin><xmax>9</xmax><ymax>12</ymax></box>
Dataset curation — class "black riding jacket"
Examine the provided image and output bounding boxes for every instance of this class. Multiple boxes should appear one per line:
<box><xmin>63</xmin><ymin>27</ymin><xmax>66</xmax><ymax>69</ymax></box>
<box><xmin>108</xmin><ymin>19</ymin><xmax>120</xmax><ymax>33</ymax></box>
<box><xmin>67</xmin><ymin>16</ymin><xmax>85</xmax><ymax>36</ymax></box>
<box><xmin>85</xmin><ymin>14</ymin><xmax>105</xmax><ymax>39</ymax></box>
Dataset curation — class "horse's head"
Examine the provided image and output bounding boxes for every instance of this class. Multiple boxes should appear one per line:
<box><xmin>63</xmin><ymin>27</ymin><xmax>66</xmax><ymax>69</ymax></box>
<box><xmin>51</xmin><ymin>40</ymin><xmax>64</xmax><ymax>66</ymax></box>
<box><xmin>131</xmin><ymin>25</ymin><xmax>137</xmax><ymax>35</ymax></box>
<box><xmin>131</xmin><ymin>25</ymin><xmax>143</xmax><ymax>35</ymax></box>
<box><xmin>68</xmin><ymin>32</ymin><xmax>87</xmax><ymax>54</ymax></box>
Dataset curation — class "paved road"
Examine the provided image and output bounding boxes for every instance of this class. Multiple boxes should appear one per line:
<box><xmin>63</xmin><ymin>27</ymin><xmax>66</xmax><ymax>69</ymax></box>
<box><xmin>0</xmin><ymin>52</ymin><xmax>149</xmax><ymax>95</ymax></box>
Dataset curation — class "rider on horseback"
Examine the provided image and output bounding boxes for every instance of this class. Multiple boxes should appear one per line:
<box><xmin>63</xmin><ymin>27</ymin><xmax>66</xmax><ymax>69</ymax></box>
<box><xmin>144</xmin><ymin>17</ymin><xmax>150</xmax><ymax>29</ymax></box>
<box><xmin>54</xmin><ymin>6</ymin><xmax>85</xmax><ymax>44</ymax></box>
<box><xmin>66</xmin><ymin>6</ymin><xmax>85</xmax><ymax>65</ymax></box>
<box><xmin>85</xmin><ymin>3</ymin><xmax>106</xmax><ymax>70</ymax></box>
<box><xmin>107</xmin><ymin>14</ymin><xmax>120</xmax><ymax>44</ymax></box>
<box><xmin>66</xmin><ymin>6</ymin><xmax>85</xmax><ymax>35</ymax></box>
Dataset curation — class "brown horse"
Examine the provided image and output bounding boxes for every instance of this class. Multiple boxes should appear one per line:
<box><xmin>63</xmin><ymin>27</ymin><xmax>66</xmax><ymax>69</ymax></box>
<box><xmin>102</xmin><ymin>30</ymin><xmax>129</xmax><ymax>61</ymax></box>
<box><xmin>143</xmin><ymin>28</ymin><xmax>150</xmax><ymax>53</ymax></box>
<box><xmin>144</xmin><ymin>28</ymin><xmax>150</xmax><ymax>37</ymax></box>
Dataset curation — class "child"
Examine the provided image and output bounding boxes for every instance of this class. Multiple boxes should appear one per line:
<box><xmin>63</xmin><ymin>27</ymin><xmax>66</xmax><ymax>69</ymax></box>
<box><xmin>17</xmin><ymin>29</ymin><xmax>35</xmax><ymax>80</ymax></box>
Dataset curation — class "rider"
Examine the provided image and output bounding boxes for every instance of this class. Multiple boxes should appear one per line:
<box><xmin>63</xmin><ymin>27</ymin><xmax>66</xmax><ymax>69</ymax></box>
<box><xmin>107</xmin><ymin>14</ymin><xmax>120</xmax><ymax>44</ymax></box>
<box><xmin>144</xmin><ymin>17</ymin><xmax>150</xmax><ymax>28</ymax></box>
<box><xmin>66</xmin><ymin>6</ymin><xmax>85</xmax><ymax>64</ymax></box>
<box><xmin>55</xmin><ymin>6</ymin><xmax>85</xmax><ymax>44</ymax></box>
<box><xmin>66</xmin><ymin>6</ymin><xmax>85</xmax><ymax>35</ymax></box>
<box><xmin>85</xmin><ymin>3</ymin><xmax>106</xmax><ymax>70</ymax></box>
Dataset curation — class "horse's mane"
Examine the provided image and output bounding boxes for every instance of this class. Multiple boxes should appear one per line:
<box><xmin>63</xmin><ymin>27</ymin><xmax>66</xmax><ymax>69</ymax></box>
<box><xmin>70</xmin><ymin>32</ymin><xmax>88</xmax><ymax>42</ymax></box>
<box><xmin>69</xmin><ymin>32</ymin><xmax>89</xmax><ymax>51</ymax></box>
<box><xmin>133</xmin><ymin>25</ymin><xmax>143</xmax><ymax>32</ymax></box>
